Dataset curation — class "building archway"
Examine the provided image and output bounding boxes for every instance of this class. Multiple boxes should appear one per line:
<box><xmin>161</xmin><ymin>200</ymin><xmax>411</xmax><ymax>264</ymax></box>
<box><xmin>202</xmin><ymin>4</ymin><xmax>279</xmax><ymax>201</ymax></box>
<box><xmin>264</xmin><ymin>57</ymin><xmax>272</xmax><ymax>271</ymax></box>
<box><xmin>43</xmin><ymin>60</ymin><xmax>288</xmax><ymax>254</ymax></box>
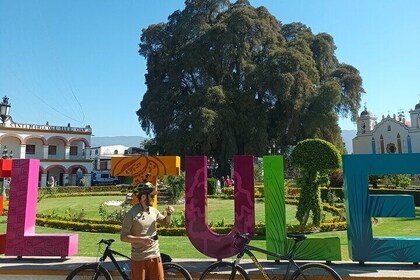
<box><xmin>0</xmin><ymin>134</ymin><xmax>23</xmax><ymax>158</ymax></box>
<box><xmin>68</xmin><ymin>165</ymin><xmax>88</xmax><ymax>186</ymax></box>
<box><xmin>23</xmin><ymin>135</ymin><xmax>47</xmax><ymax>145</ymax></box>
<box><xmin>68</xmin><ymin>137</ymin><xmax>90</xmax><ymax>148</ymax></box>
<box><xmin>45</xmin><ymin>165</ymin><xmax>66</xmax><ymax>187</ymax></box>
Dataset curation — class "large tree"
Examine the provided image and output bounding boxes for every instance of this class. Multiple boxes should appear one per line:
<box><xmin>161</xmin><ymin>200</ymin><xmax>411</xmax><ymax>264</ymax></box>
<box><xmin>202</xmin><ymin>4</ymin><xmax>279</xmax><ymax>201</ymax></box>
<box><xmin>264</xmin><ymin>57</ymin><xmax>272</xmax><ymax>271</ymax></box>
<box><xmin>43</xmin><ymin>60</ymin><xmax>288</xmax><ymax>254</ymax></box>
<box><xmin>137</xmin><ymin>0</ymin><xmax>363</xmax><ymax>174</ymax></box>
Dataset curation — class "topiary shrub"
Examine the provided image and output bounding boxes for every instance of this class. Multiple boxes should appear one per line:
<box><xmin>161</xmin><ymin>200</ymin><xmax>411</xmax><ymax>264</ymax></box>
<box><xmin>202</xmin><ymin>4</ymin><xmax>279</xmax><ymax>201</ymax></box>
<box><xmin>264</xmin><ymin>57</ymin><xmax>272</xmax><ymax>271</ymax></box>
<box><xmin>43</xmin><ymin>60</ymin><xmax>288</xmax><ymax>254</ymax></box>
<box><xmin>290</xmin><ymin>139</ymin><xmax>341</xmax><ymax>227</ymax></box>
<box><xmin>207</xmin><ymin>178</ymin><xmax>218</xmax><ymax>195</ymax></box>
<box><xmin>329</xmin><ymin>169</ymin><xmax>343</xmax><ymax>188</ymax></box>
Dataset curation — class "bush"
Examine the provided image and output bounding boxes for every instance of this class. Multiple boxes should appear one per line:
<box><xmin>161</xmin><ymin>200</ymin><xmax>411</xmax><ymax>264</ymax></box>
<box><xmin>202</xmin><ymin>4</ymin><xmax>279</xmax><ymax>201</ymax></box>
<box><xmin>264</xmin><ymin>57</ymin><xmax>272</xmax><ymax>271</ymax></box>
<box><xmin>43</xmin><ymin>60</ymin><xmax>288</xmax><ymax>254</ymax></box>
<box><xmin>254</xmin><ymin>184</ymin><xmax>264</xmax><ymax>197</ymax></box>
<box><xmin>207</xmin><ymin>178</ymin><xmax>218</xmax><ymax>195</ymax></box>
<box><xmin>166</xmin><ymin>175</ymin><xmax>185</xmax><ymax>204</ymax></box>
<box><xmin>329</xmin><ymin>169</ymin><xmax>343</xmax><ymax>188</ymax></box>
<box><xmin>221</xmin><ymin>187</ymin><xmax>234</xmax><ymax>198</ymax></box>
<box><xmin>386</xmin><ymin>174</ymin><xmax>411</xmax><ymax>188</ymax></box>
<box><xmin>98</xmin><ymin>204</ymin><xmax>129</xmax><ymax>223</ymax></box>
<box><xmin>369</xmin><ymin>175</ymin><xmax>383</xmax><ymax>188</ymax></box>
<box><xmin>320</xmin><ymin>188</ymin><xmax>344</xmax><ymax>202</ymax></box>
<box><xmin>39</xmin><ymin>186</ymin><xmax>122</xmax><ymax>195</ymax></box>
<box><xmin>254</xmin><ymin>162</ymin><xmax>263</xmax><ymax>183</ymax></box>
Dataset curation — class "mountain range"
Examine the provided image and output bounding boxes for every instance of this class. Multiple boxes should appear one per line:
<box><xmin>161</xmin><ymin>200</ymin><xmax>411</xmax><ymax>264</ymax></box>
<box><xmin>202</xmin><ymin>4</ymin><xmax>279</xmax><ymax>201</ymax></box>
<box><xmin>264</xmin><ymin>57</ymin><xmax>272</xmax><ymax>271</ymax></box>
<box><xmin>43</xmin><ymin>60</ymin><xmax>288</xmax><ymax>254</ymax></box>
<box><xmin>92</xmin><ymin>130</ymin><xmax>356</xmax><ymax>153</ymax></box>
<box><xmin>91</xmin><ymin>136</ymin><xmax>147</xmax><ymax>148</ymax></box>
<box><xmin>341</xmin><ymin>130</ymin><xmax>356</xmax><ymax>154</ymax></box>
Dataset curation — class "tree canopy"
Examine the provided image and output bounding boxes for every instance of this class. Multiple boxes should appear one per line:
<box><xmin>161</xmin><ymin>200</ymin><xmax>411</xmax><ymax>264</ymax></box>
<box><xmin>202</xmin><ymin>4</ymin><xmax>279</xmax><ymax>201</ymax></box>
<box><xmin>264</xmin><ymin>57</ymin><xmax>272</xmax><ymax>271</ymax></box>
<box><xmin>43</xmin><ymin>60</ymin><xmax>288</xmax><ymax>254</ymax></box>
<box><xmin>137</xmin><ymin>0</ymin><xmax>363</xmax><ymax>174</ymax></box>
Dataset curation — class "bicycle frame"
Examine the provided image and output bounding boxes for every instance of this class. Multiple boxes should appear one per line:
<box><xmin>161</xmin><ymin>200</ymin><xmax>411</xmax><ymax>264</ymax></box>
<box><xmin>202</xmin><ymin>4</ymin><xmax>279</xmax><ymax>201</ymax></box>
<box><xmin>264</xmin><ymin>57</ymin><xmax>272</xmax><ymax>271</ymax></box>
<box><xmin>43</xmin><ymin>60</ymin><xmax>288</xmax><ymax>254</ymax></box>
<box><xmin>232</xmin><ymin>243</ymin><xmax>304</xmax><ymax>280</ymax></box>
<box><xmin>95</xmin><ymin>243</ymin><xmax>132</xmax><ymax>280</ymax></box>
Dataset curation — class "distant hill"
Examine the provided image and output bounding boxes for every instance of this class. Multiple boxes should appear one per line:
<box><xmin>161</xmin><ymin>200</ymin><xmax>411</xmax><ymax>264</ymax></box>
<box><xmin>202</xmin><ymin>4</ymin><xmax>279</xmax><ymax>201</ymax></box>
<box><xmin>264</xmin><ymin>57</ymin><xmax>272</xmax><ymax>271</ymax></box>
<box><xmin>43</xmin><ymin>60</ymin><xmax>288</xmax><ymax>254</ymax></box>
<box><xmin>91</xmin><ymin>136</ymin><xmax>148</xmax><ymax>148</ymax></box>
<box><xmin>342</xmin><ymin>130</ymin><xmax>356</xmax><ymax>154</ymax></box>
<box><xmin>92</xmin><ymin>131</ymin><xmax>356</xmax><ymax>153</ymax></box>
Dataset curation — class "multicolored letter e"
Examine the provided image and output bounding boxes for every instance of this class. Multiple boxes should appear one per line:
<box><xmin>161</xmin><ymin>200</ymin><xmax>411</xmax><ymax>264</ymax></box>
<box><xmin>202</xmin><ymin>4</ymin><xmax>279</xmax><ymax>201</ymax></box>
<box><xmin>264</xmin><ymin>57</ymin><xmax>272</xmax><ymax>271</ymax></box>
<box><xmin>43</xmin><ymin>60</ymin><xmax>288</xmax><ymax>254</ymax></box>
<box><xmin>5</xmin><ymin>159</ymin><xmax>78</xmax><ymax>257</ymax></box>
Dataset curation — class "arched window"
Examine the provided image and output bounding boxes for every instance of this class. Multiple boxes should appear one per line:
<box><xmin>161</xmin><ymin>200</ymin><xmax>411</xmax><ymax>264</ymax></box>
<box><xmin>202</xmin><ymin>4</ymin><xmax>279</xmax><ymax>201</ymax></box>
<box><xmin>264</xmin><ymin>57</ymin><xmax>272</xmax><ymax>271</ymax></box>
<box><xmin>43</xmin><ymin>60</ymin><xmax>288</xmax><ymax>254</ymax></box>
<box><xmin>114</xmin><ymin>149</ymin><xmax>118</xmax><ymax>155</ymax></box>
<box><xmin>408</xmin><ymin>135</ymin><xmax>412</xmax><ymax>153</ymax></box>
<box><xmin>380</xmin><ymin>135</ymin><xmax>384</xmax><ymax>154</ymax></box>
<box><xmin>397</xmin><ymin>133</ymin><xmax>402</xmax><ymax>153</ymax></box>
<box><xmin>371</xmin><ymin>137</ymin><xmax>376</xmax><ymax>154</ymax></box>
<box><xmin>387</xmin><ymin>125</ymin><xmax>391</xmax><ymax>131</ymax></box>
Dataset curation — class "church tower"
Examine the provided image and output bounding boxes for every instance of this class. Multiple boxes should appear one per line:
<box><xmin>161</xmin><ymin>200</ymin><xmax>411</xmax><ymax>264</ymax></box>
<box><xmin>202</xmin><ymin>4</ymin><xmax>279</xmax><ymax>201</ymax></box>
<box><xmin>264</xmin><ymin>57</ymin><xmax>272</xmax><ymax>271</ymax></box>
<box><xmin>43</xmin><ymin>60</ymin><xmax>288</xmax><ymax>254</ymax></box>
<box><xmin>409</xmin><ymin>101</ymin><xmax>420</xmax><ymax>129</ymax></box>
<box><xmin>357</xmin><ymin>106</ymin><xmax>377</xmax><ymax>135</ymax></box>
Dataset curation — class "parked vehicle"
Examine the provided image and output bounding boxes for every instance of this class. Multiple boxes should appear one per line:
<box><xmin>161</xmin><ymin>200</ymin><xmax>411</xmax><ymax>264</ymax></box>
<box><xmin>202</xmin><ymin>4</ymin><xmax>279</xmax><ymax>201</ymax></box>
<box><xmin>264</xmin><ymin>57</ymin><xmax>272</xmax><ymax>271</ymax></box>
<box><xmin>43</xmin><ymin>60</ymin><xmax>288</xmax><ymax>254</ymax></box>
<box><xmin>91</xmin><ymin>170</ymin><xmax>119</xmax><ymax>186</ymax></box>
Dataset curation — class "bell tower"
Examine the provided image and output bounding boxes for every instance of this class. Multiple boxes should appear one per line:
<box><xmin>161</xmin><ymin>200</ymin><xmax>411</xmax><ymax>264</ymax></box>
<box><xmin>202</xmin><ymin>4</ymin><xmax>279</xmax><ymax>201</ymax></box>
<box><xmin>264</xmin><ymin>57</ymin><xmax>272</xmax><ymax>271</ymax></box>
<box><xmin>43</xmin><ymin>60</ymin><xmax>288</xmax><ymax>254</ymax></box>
<box><xmin>357</xmin><ymin>106</ymin><xmax>377</xmax><ymax>135</ymax></box>
<box><xmin>409</xmin><ymin>100</ymin><xmax>420</xmax><ymax>128</ymax></box>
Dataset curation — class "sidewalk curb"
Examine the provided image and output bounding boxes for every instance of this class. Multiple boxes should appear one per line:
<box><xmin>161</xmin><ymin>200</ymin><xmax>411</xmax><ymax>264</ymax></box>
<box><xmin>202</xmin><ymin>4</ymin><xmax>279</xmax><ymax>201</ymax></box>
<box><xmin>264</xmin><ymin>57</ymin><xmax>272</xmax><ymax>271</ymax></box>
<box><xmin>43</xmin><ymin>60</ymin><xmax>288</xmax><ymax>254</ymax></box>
<box><xmin>2</xmin><ymin>257</ymin><xmax>420</xmax><ymax>279</ymax></box>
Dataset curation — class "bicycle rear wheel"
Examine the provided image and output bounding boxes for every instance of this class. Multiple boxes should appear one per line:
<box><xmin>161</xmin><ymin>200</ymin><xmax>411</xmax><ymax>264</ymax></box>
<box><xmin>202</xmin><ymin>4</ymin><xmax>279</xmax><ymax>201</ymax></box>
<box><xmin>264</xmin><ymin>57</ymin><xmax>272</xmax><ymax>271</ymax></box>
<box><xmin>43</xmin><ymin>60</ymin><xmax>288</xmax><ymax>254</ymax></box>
<box><xmin>163</xmin><ymin>262</ymin><xmax>193</xmax><ymax>280</ymax></box>
<box><xmin>291</xmin><ymin>263</ymin><xmax>342</xmax><ymax>280</ymax></box>
<box><xmin>66</xmin><ymin>263</ymin><xmax>112</xmax><ymax>280</ymax></box>
<box><xmin>199</xmin><ymin>261</ymin><xmax>250</xmax><ymax>280</ymax></box>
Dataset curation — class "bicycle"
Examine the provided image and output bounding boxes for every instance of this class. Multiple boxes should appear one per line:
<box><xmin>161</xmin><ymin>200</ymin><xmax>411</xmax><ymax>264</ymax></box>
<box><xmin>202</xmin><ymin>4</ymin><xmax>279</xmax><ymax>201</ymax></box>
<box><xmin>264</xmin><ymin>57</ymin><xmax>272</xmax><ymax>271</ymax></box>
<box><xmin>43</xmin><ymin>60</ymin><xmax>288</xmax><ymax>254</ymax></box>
<box><xmin>66</xmin><ymin>238</ymin><xmax>193</xmax><ymax>280</ymax></box>
<box><xmin>199</xmin><ymin>233</ymin><xmax>342</xmax><ymax>280</ymax></box>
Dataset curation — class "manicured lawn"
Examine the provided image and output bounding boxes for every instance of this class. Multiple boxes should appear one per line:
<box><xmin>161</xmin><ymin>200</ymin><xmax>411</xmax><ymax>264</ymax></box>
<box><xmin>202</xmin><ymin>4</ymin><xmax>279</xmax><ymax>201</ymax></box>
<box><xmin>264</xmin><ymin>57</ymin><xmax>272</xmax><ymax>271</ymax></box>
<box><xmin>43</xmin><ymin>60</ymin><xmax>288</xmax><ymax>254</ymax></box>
<box><xmin>36</xmin><ymin>195</ymin><xmax>333</xmax><ymax>225</ymax></box>
<box><xmin>5</xmin><ymin>196</ymin><xmax>420</xmax><ymax>261</ymax></box>
<box><xmin>0</xmin><ymin>215</ymin><xmax>265</xmax><ymax>259</ymax></box>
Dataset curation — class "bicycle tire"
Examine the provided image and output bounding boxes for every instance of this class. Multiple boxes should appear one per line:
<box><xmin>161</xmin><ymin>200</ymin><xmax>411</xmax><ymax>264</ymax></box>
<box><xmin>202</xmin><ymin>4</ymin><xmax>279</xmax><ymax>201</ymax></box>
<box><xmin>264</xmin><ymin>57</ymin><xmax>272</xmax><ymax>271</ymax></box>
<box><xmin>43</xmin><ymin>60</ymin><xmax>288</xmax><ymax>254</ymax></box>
<box><xmin>163</xmin><ymin>262</ymin><xmax>193</xmax><ymax>280</ymax></box>
<box><xmin>291</xmin><ymin>263</ymin><xmax>342</xmax><ymax>280</ymax></box>
<box><xmin>199</xmin><ymin>261</ymin><xmax>250</xmax><ymax>280</ymax></box>
<box><xmin>66</xmin><ymin>263</ymin><xmax>112</xmax><ymax>280</ymax></box>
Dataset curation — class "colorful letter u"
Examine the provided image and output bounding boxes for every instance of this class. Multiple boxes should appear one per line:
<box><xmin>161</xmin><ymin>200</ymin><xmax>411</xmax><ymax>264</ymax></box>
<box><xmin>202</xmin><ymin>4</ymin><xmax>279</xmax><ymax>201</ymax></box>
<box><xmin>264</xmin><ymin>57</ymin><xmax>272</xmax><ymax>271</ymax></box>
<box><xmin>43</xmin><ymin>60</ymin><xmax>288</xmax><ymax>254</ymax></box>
<box><xmin>185</xmin><ymin>155</ymin><xmax>255</xmax><ymax>259</ymax></box>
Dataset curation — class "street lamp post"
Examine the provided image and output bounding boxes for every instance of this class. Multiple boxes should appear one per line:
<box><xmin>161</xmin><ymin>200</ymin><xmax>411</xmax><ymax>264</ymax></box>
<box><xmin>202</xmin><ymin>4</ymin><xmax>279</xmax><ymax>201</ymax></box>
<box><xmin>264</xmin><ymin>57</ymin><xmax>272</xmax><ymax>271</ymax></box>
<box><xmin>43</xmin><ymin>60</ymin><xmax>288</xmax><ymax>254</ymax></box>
<box><xmin>207</xmin><ymin>156</ymin><xmax>218</xmax><ymax>178</ymax></box>
<box><xmin>2</xmin><ymin>146</ymin><xmax>12</xmax><ymax>159</ymax></box>
<box><xmin>1</xmin><ymin>145</ymin><xmax>13</xmax><ymax>199</ymax></box>
<box><xmin>268</xmin><ymin>142</ymin><xmax>281</xmax><ymax>155</ymax></box>
<box><xmin>0</xmin><ymin>96</ymin><xmax>11</xmax><ymax>125</ymax></box>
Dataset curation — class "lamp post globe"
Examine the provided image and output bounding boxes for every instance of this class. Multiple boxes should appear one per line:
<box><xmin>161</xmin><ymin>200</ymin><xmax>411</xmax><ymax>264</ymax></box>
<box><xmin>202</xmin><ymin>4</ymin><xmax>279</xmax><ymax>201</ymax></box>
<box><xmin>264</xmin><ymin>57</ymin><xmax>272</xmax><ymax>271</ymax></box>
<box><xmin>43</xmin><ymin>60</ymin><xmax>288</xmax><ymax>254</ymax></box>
<box><xmin>0</xmin><ymin>96</ymin><xmax>11</xmax><ymax>124</ymax></box>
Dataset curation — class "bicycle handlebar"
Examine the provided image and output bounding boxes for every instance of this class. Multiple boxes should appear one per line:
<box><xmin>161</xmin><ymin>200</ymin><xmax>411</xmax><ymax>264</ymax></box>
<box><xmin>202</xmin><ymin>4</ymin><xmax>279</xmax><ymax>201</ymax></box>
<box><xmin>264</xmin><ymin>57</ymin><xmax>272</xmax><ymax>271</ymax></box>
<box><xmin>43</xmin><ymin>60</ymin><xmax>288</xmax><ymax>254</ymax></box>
<box><xmin>236</xmin><ymin>233</ymin><xmax>251</xmax><ymax>241</ymax></box>
<box><xmin>98</xmin><ymin>239</ymin><xmax>115</xmax><ymax>246</ymax></box>
<box><xmin>234</xmin><ymin>233</ymin><xmax>252</xmax><ymax>249</ymax></box>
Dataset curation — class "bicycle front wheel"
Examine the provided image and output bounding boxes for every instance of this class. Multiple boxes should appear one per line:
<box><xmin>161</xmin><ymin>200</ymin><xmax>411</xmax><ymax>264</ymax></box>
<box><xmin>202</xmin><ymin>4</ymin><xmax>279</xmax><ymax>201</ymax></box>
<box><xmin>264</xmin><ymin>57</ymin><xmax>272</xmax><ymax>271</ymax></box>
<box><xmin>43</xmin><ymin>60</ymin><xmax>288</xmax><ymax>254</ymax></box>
<box><xmin>66</xmin><ymin>263</ymin><xmax>112</xmax><ymax>280</ymax></box>
<box><xmin>291</xmin><ymin>263</ymin><xmax>342</xmax><ymax>280</ymax></box>
<box><xmin>163</xmin><ymin>262</ymin><xmax>193</xmax><ymax>280</ymax></box>
<box><xmin>199</xmin><ymin>261</ymin><xmax>250</xmax><ymax>280</ymax></box>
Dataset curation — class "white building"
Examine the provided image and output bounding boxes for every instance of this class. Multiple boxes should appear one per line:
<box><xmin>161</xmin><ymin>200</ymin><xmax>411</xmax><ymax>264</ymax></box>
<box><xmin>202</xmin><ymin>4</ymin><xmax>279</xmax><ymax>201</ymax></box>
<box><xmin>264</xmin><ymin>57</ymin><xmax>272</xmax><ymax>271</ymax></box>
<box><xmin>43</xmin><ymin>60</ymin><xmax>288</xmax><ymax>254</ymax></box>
<box><xmin>91</xmin><ymin>145</ymin><xmax>128</xmax><ymax>170</ymax></box>
<box><xmin>0</xmin><ymin>96</ymin><xmax>93</xmax><ymax>187</ymax></box>
<box><xmin>352</xmin><ymin>101</ymin><xmax>420</xmax><ymax>154</ymax></box>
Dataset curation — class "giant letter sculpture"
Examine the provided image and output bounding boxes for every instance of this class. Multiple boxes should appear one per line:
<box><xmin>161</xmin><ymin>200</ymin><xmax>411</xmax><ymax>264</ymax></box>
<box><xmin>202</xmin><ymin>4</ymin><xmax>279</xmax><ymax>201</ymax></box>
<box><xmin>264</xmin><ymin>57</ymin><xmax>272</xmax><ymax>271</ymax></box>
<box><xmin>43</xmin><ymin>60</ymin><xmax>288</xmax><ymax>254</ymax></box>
<box><xmin>343</xmin><ymin>154</ymin><xmax>418</xmax><ymax>262</ymax></box>
<box><xmin>111</xmin><ymin>156</ymin><xmax>181</xmax><ymax>206</ymax></box>
<box><xmin>0</xmin><ymin>158</ymin><xmax>12</xmax><ymax>254</ymax></box>
<box><xmin>5</xmin><ymin>159</ymin><xmax>78</xmax><ymax>257</ymax></box>
<box><xmin>264</xmin><ymin>155</ymin><xmax>341</xmax><ymax>261</ymax></box>
<box><xmin>185</xmin><ymin>155</ymin><xmax>255</xmax><ymax>259</ymax></box>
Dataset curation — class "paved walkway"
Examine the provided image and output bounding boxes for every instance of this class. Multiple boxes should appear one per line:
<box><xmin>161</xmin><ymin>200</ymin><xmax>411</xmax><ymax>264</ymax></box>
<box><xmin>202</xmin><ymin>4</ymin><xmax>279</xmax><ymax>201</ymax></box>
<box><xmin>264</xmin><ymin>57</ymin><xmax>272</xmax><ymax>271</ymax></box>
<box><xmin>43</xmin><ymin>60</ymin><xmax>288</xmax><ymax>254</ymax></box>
<box><xmin>2</xmin><ymin>256</ymin><xmax>420</xmax><ymax>279</ymax></box>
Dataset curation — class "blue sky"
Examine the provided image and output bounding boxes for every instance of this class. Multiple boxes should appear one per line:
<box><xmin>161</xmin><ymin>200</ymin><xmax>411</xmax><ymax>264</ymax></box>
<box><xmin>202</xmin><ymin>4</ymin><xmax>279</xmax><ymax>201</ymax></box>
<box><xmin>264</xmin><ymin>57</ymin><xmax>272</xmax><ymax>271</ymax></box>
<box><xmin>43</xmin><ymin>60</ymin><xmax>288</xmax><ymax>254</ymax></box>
<box><xmin>1</xmin><ymin>1</ymin><xmax>419</xmax><ymax>137</ymax></box>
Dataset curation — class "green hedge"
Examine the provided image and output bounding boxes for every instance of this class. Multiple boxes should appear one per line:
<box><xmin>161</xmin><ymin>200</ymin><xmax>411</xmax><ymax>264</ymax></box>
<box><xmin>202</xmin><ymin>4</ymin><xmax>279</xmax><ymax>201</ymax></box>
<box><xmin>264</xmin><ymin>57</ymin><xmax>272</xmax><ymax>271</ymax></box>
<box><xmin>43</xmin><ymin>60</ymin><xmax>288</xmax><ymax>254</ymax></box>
<box><xmin>39</xmin><ymin>186</ymin><xmax>124</xmax><ymax>194</ymax></box>
<box><xmin>287</xmin><ymin>187</ymin><xmax>345</xmax><ymax>202</ymax></box>
<box><xmin>35</xmin><ymin>217</ymin><xmax>346</xmax><ymax>235</ymax></box>
<box><xmin>40</xmin><ymin>192</ymin><xmax>124</xmax><ymax>198</ymax></box>
<box><xmin>36</xmin><ymin>218</ymin><xmax>122</xmax><ymax>233</ymax></box>
<box><xmin>36</xmin><ymin>214</ymin><xmax>120</xmax><ymax>225</ymax></box>
<box><xmin>369</xmin><ymin>189</ymin><xmax>420</xmax><ymax>207</ymax></box>
<box><xmin>320</xmin><ymin>188</ymin><xmax>420</xmax><ymax>207</ymax></box>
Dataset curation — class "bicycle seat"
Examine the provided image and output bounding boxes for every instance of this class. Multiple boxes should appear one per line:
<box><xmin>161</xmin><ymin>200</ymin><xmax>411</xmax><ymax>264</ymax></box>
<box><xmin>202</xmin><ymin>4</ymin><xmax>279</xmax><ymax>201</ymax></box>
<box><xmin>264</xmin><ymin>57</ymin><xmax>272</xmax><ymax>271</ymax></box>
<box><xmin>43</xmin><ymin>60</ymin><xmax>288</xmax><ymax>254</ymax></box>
<box><xmin>287</xmin><ymin>233</ymin><xmax>307</xmax><ymax>242</ymax></box>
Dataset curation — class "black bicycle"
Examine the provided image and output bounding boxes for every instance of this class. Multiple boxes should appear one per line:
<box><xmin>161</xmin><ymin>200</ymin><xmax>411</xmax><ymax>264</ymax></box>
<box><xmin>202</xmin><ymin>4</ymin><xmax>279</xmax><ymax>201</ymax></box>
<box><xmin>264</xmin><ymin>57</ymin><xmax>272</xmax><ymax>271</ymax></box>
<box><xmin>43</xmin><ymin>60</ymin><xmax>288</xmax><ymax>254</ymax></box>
<box><xmin>66</xmin><ymin>239</ymin><xmax>193</xmax><ymax>280</ymax></box>
<box><xmin>200</xmin><ymin>233</ymin><xmax>342</xmax><ymax>280</ymax></box>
